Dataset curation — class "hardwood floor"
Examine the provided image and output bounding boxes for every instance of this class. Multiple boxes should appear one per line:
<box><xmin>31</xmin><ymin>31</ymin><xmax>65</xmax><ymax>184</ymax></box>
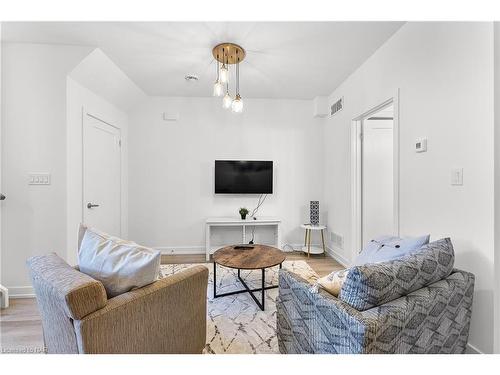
<box><xmin>0</xmin><ymin>251</ymin><xmax>343</xmax><ymax>353</ymax></box>
<box><xmin>161</xmin><ymin>251</ymin><xmax>343</xmax><ymax>276</ymax></box>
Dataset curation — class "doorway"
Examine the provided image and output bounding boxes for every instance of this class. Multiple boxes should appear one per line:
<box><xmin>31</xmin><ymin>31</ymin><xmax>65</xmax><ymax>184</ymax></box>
<box><xmin>83</xmin><ymin>113</ymin><xmax>122</xmax><ymax>237</ymax></box>
<box><xmin>351</xmin><ymin>95</ymin><xmax>399</xmax><ymax>257</ymax></box>
<box><xmin>362</xmin><ymin>105</ymin><xmax>394</xmax><ymax>245</ymax></box>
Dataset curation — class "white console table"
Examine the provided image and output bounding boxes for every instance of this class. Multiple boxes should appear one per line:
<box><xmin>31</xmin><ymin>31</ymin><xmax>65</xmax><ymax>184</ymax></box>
<box><xmin>205</xmin><ymin>217</ymin><xmax>282</xmax><ymax>261</ymax></box>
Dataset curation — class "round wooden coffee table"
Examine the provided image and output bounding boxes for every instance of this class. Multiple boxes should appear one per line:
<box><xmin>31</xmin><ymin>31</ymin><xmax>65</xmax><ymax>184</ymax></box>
<box><xmin>213</xmin><ymin>244</ymin><xmax>286</xmax><ymax>311</ymax></box>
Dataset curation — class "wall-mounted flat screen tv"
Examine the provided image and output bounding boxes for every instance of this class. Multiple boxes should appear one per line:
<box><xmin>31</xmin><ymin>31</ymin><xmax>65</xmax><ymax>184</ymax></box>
<box><xmin>215</xmin><ymin>160</ymin><xmax>273</xmax><ymax>194</ymax></box>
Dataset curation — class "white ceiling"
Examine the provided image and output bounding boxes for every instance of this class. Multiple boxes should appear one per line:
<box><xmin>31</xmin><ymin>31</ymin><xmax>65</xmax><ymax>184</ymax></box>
<box><xmin>2</xmin><ymin>22</ymin><xmax>404</xmax><ymax>99</ymax></box>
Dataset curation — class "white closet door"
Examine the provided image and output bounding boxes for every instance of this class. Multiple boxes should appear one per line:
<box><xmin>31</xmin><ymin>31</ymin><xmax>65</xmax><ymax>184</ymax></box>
<box><xmin>83</xmin><ymin>114</ymin><xmax>122</xmax><ymax>236</ymax></box>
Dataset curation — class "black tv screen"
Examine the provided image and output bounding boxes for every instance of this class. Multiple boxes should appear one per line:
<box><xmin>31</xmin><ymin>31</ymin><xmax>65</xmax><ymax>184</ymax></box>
<box><xmin>215</xmin><ymin>160</ymin><xmax>273</xmax><ymax>194</ymax></box>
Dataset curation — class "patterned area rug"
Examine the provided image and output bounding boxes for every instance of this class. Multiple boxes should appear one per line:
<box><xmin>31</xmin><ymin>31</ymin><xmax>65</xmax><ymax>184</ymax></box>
<box><xmin>160</xmin><ymin>260</ymin><xmax>316</xmax><ymax>354</ymax></box>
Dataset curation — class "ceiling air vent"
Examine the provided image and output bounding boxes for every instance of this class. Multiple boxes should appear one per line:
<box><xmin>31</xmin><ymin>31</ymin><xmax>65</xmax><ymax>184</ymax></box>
<box><xmin>330</xmin><ymin>97</ymin><xmax>343</xmax><ymax>116</ymax></box>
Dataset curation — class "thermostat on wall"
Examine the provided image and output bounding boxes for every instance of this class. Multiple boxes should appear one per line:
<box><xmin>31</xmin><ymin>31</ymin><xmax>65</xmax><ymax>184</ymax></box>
<box><xmin>415</xmin><ymin>138</ymin><xmax>427</xmax><ymax>153</ymax></box>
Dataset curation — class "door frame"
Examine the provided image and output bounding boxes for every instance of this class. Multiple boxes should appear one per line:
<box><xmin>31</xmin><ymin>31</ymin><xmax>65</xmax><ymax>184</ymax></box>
<box><xmin>82</xmin><ymin>110</ymin><xmax>123</xmax><ymax>236</ymax></box>
<box><xmin>350</xmin><ymin>90</ymin><xmax>400</xmax><ymax>257</ymax></box>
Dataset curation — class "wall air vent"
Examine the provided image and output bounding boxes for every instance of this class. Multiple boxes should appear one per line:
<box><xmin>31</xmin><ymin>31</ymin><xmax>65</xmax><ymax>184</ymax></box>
<box><xmin>330</xmin><ymin>97</ymin><xmax>343</xmax><ymax>116</ymax></box>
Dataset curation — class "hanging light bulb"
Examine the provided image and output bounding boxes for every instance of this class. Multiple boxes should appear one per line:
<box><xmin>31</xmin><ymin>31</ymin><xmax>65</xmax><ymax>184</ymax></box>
<box><xmin>223</xmin><ymin>81</ymin><xmax>232</xmax><ymax>109</ymax></box>
<box><xmin>223</xmin><ymin>92</ymin><xmax>232</xmax><ymax>109</ymax></box>
<box><xmin>213</xmin><ymin>81</ymin><xmax>223</xmax><ymax>97</ymax></box>
<box><xmin>213</xmin><ymin>58</ymin><xmax>223</xmax><ymax>97</ymax></box>
<box><xmin>231</xmin><ymin>56</ymin><xmax>243</xmax><ymax>113</ymax></box>
<box><xmin>219</xmin><ymin>64</ymin><xmax>228</xmax><ymax>84</ymax></box>
<box><xmin>219</xmin><ymin>48</ymin><xmax>229</xmax><ymax>83</ymax></box>
<box><xmin>231</xmin><ymin>94</ymin><xmax>243</xmax><ymax>113</ymax></box>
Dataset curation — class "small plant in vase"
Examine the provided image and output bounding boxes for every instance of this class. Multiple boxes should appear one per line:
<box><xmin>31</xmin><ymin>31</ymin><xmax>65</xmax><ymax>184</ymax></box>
<box><xmin>239</xmin><ymin>207</ymin><xmax>249</xmax><ymax>220</ymax></box>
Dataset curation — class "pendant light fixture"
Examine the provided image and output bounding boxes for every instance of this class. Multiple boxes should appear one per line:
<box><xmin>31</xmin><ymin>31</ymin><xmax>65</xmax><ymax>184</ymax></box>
<box><xmin>212</xmin><ymin>43</ymin><xmax>245</xmax><ymax>112</ymax></box>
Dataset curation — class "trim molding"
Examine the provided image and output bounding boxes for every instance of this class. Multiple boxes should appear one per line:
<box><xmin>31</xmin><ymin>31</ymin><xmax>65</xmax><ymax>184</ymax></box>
<box><xmin>155</xmin><ymin>243</ymin><xmax>330</xmax><ymax>256</ymax></box>
<box><xmin>155</xmin><ymin>246</ymin><xmax>205</xmax><ymax>255</ymax></box>
<box><xmin>7</xmin><ymin>286</ymin><xmax>35</xmax><ymax>299</ymax></box>
<box><xmin>326</xmin><ymin>246</ymin><xmax>350</xmax><ymax>267</ymax></box>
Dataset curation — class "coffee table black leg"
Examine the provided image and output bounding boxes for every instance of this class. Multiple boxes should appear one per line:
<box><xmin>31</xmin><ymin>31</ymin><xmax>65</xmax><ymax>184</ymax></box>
<box><xmin>261</xmin><ymin>268</ymin><xmax>265</xmax><ymax>310</ymax></box>
<box><xmin>213</xmin><ymin>261</ymin><xmax>217</xmax><ymax>298</ymax></box>
<box><xmin>213</xmin><ymin>264</ymin><xmax>280</xmax><ymax>311</ymax></box>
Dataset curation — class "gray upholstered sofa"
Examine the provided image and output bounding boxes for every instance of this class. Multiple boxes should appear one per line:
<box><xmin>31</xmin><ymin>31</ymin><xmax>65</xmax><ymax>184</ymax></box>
<box><xmin>27</xmin><ymin>253</ymin><xmax>208</xmax><ymax>354</ymax></box>
<box><xmin>277</xmin><ymin>238</ymin><xmax>475</xmax><ymax>354</ymax></box>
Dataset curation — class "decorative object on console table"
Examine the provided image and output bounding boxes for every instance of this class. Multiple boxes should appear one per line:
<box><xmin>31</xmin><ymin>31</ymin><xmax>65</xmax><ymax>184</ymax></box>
<box><xmin>310</xmin><ymin>201</ymin><xmax>319</xmax><ymax>225</ymax></box>
<box><xmin>239</xmin><ymin>207</ymin><xmax>249</xmax><ymax>220</ymax></box>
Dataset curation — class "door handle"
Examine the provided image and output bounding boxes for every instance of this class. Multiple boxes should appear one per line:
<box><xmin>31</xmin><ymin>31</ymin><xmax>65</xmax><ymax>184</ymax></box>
<box><xmin>87</xmin><ymin>203</ymin><xmax>100</xmax><ymax>209</ymax></box>
<box><xmin>0</xmin><ymin>193</ymin><xmax>5</xmax><ymax>201</ymax></box>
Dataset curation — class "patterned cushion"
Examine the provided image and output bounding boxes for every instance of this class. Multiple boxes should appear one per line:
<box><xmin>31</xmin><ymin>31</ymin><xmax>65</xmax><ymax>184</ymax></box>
<box><xmin>339</xmin><ymin>238</ymin><xmax>455</xmax><ymax>311</ymax></box>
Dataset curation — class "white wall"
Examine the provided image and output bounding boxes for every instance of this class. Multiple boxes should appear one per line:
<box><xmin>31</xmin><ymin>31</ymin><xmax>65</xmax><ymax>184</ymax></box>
<box><xmin>494</xmin><ymin>21</ymin><xmax>500</xmax><ymax>354</ymax></box>
<box><xmin>65</xmin><ymin>48</ymin><xmax>146</xmax><ymax>265</ymax></box>
<box><xmin>128</xmin><ymin>97</ymin><xmax>324</xmax><ymax>252</ymax></box>
<box><xmin>66</xmin><ymin>77</ymin><xmax>129</xmax><ymax>265</ymax></box>
<box><xmin>0</xmin><ymin>22</ymin><xmax>3</xmax><ymax>294</ymax></box>
<box><xmin>1</xmin><ymin>43</ymin><xmax>92</xmax><ymax>295</ymax></box>
<box><xmin>323</xmin><ymin>22</ymin><xmax>494</xmax><ymax>353</ymax></box>
<box><xmin>1</xmin><ymin>43</ymin><xmax>142</xmax><ymax>293</ymax></box>
<box><xmin>69</xmin><ymin>49</ymin><xmax>146</xmax><ymax>111</ymax></box>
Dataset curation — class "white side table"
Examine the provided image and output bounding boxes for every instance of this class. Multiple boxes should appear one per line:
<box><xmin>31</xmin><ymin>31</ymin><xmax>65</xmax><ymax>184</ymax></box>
<box><xmin>300</xmin><ymin>224</ymin><xmax>327</xmax><ymax>258</ymax></box>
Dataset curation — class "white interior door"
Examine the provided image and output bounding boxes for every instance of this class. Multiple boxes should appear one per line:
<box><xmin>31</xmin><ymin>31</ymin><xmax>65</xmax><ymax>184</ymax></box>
<box><xmin>361</xmin><ymin>112</ymin><xmax>394</xmax><ymax>245</ymax></box>
<box><xmin>83</xmin><ymin>113</ymin><xmax>121</xmax><ymax>236</ymax></box>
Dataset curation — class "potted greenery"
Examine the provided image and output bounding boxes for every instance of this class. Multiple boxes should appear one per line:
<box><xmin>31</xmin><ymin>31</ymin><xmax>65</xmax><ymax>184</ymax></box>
<box><xmin>239</xmin><ymin>207</ymin><xmax>249</xmax><ymax>220</ymax></box>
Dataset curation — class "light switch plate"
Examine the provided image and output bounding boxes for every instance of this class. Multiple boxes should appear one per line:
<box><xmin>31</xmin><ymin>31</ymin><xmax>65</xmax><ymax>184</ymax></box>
<box><xmin>29</xmin><ymin>173</ymin><xmax>51</xmax><ymax>185</ymax></box>
<box><xmin>451</xmin><ymin>168</ymin><xmax>463</xmax><ymax>186</ymax></box>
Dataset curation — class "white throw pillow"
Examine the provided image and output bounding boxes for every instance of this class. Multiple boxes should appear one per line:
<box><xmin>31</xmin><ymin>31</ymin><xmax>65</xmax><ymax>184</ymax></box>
<box><xmin>353</xmin><ymin>234</ymin><xmax>430</xmax><ymax>266</ymax></box>
<box><xmin>77</xmin><ymin>224</ymin><xmax>161</xmax><ymax>298</ymax></box>
<box><xmin>314</xmin><ymin>234</ymin><xmax>430</xmax><ymax>297</ymax></box>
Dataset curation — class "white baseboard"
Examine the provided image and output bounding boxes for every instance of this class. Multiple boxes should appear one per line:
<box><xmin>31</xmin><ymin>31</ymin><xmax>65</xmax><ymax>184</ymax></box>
<box><xmin>155</xmin><ymin>243</ymin><xmax>328</xmax><ymax>256</ymax></box>
<box><xmin>155</xmin><ymin>246</ymin><xmax>205</xmax><ymax>255</ymax></box>
<box><xmin>326</xmin><ymin>246</ymin><xmax>350</xmax><ymax>267</ymax></box>
<box><xmin>466</xmin><ymin>342</ymin><xmax>483</xmax><ymax>354</ymax></box>
<box><xmin>282</xmin><ymin>243</ymin><xmax>320</xmax><ymax>252</ymax></box>
<box><xmin>6</xmin><ymin>286</ymin><xmax>35</xmax><ymax>299</ymax></box>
